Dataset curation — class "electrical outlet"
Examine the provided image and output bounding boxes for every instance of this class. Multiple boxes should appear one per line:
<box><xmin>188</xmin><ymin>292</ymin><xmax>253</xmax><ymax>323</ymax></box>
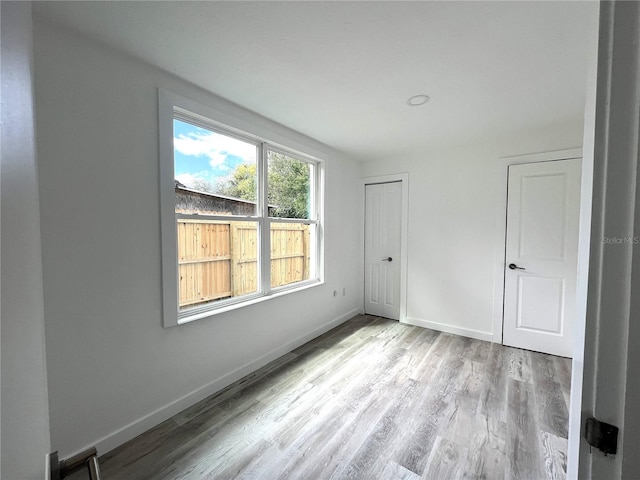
<box><xmin>333</xmin><ymin>290</ymin><xmax>337</xmax><ymax>297</ymax></box>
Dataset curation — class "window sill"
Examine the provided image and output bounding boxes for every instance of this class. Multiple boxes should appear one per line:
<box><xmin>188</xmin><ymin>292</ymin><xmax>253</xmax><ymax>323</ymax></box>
<box><xmin>174</xmin><ymin>280</ymin><xmax>324</xmax><ymax>326</ymax></box>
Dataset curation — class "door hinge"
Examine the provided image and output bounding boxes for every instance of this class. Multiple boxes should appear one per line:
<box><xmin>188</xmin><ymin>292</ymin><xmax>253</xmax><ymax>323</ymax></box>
<box><xmin>585</xmin><ymin>417</ymin><xmax>618</xmax><ymax>456</ymax></box>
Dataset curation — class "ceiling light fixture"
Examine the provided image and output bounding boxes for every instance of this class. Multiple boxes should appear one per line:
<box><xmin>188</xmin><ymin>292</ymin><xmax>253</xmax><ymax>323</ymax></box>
<box><xmin>407</xmin><ymin>94</ymin><xmax>430</xmax><ymax>106</ymax></box>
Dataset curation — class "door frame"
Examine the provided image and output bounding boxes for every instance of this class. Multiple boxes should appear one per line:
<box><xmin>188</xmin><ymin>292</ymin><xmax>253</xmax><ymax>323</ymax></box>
<box><xmin>576</xmin><ymin>2</ymin><xmax>640</xmax><ymax>477</ymax></box>
<box><xmin>491</xmin><ymin>148</ymin><xmax>584</xmax><ymax>344</ymax></box>
<box><xmin>361</xmin><ymin>173</ymin><xmax>409</xmax><ymax>321</ymax></box>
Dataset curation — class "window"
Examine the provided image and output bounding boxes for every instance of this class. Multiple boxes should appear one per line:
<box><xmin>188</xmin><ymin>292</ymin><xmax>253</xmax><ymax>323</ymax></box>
<box><xmin>159</xmin><ymin>91</ymin><xmax>323</xmax><ymax>326</ymax></box>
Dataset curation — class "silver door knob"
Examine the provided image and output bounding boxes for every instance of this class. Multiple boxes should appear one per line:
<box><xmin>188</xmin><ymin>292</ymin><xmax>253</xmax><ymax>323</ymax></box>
<box><xmin>382</xmin><ymin>257</ymin><xmax>393</xmax><ymax>262</ymax></box>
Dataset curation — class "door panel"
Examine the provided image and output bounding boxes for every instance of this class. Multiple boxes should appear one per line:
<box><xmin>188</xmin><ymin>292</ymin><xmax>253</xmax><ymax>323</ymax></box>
<box><xmin>519</xmin><ymin>173</ymin><xmax>568</xmax><ymax>259</ymax></box>
<box><xmin>503</xmin><ymin>159</ymin><xmax>581</xmax><ymax>357</ymax></box>
<box><xmin>516</xmin><ymin>276</ymin><xmax>565</xmax><ymax>333</ymax></box>
<box><xmin>365</xmin><ymin>182</ymin><xmax>401</xmax><ymax>320</ymax></box>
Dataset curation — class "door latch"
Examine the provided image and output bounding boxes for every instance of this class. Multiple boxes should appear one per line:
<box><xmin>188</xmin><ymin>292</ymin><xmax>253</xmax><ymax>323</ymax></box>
<box><xmin>585</xmin><ymin>417</ymin><xmax>618</xmax><ymax>456</ymax></box>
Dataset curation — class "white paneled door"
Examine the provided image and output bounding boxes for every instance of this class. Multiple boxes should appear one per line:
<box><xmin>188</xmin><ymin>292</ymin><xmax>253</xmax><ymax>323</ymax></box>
<box><xmin>503</xmin><ymin>159</ymin><xmax>581</xmax><ymax>358</ymax></box>
<box><xmin>364</xmin><ymin>182</ymin><xmax>402</xmax><ymax>320</ymax></box>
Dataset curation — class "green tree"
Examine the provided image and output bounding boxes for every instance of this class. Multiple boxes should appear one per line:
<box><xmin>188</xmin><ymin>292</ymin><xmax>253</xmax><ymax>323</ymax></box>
<box><xmin>267</xmin><ymin>152</ymin><xmax>310</xmax><ymax>219</ymax></box>
<box><xmin>218</xmin><ymin>154</ymin><xmax>310</xmax><ymax>219</ymax></box>
<box><xmin>218</xmin><ymin>163</ymin><xmax>257</xmax><ymax>201</ymax></box>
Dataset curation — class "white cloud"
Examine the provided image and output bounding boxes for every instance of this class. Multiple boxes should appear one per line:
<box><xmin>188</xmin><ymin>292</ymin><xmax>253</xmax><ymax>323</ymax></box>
<box><xmin>175</xmin><ymin>173</ymin><xmax>199</xmax><ymax>188</ymax></box>
<box><xmin>174</xmin><ymin>130</ymin><xmax>257</xmax><ymax>167</ymax></box>
<box><xmin>176</xmin><ymin>170</ymin><xmax>216</xmax><ymax>187</ymax></box>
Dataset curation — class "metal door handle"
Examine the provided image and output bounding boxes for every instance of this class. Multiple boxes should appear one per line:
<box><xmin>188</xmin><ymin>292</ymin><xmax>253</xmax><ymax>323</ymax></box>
<box><xmin>382</xmin><ymin>257</ymin><xmax>393</xmax><ymax>262</ymax></box>
<box><xmin>508</xmin><ymin>263</ymin><xmax>525</xmax><ymax>270</ymax></box>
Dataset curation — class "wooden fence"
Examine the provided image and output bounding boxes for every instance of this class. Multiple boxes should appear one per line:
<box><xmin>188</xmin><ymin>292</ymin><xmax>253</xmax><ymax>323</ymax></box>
<box><xmin>177</xmin><ymin>220</ymin><xmax>310</xmax><ymax>308</ymax></box>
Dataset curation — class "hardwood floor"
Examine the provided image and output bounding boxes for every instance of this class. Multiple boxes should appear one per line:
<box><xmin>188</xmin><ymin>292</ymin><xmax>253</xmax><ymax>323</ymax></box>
<box><xmin>83</xmin><ymin>315</ymin><xmax>572</xmax><ymax>480</ymax></box>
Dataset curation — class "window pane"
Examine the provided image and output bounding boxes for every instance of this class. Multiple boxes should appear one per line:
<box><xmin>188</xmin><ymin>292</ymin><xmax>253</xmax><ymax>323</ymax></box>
<box><xmin>267</xmin><ymin>151</ymin><xmax>312</xmax><ymax>219</ymax></box>
<box><xmin>270</xmin><ymin>222</ymin><xmax>312</xmax><ymax>288</ymax></box>
<box><xmin>177</xmin><ymin>219</ymin><xmax>258</xmax><ymax>310</ymax></box>
<box><xmin>174</xmin><ymin>119</ymin><xmax>258</xmax><ymax>216</ymax></box>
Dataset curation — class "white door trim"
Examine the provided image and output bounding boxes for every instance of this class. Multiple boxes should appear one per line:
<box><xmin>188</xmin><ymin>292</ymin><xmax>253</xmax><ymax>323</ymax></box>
<box><xmin>492</xmin><ymin>149</ymin><xmax>583</xmax><ymax>345</ymax></box>
<box><xmin>361</xmin><ymin>173</ymin><xmax>409</xmax><ymax>321</ymax></box>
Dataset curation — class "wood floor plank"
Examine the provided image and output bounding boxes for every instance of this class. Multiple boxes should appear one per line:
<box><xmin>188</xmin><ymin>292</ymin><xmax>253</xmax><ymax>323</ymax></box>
<box><xmin>83</xmin><ymin>315</ymin><xmax>572</xmax><ymax>480</ymax></box>
<box><xmin>531</xmin><ymin>353</ymin><xmax>570</xmax><ymax>438</ymax></box>
<box><xmin>422</xmin><ymin>436</ymin><xmax>467</xmax><ymax>480</ymax></box>
<box><xmin>505</xmin><ymin>378</ymin><xmax>545</xmax><ymax>480</ymax></box>
<box><xmin>145</xmin><ymin>401</ymin><xmax>267</xmax><ymax>479</ymax></box>
<box><xmin>392</xmin><ymin>328</ymin><xmax>441</xmax><ymax>386</ymax></box>
<box><xmin>381</xmin><ymin>460</ymin><xmax>421</xmax><ymax>480</ymax></box>
<box><xmin>284</xmin><ymin>383</ymin><xmax>401</xmax><ymax>480</ymax></box>
<box><xmin>540</xmin><ymin>431</ymin><xmax>569</xmax><ymax>480</ymax></box>
<box><xmin>96</xmin><ymin>419</ymin><xmax>181</xmax><ymax>480</ymax></box>
<box><xmin>392</xmin><ymin>335</ymin><xmax>475</xmax><ymax>476</ymax></box>
<box><xmin>469</xmin><ymin>337</ymin><xmax>492</xmax><ymax>364</ymax></box>
<box><xmin>478</xmin><ymin>343</ymin><xmax>509</xmax><ymax>423</ymax></box>
<box><xmin>328</xmin><ymin>376</ymin><xmax>424</xmax><ymax>479</ymax></box>
<box><xmin>409</xmin><ymin>332</ymin><xmax>455</xmax><ymax>384</ymax></box>
<box><xmin>207</xmin><ymin>437</ymin><xmax>273</xmax><ymax>479</ymax></box>
<box><xmin>462</xmin><ymin>414</ymin><xmax>507</xmax><ymax>480</ymax></box>
<box><xmin>507</xmin><ymin>347</ymin><xmax>533</xmax><ymax>384</ymax></box>
<box><xmin>455</xmin><ymin>357</ymin><xmax>486</xmax><ymax>415</ymax></box>
<box><xmin>553</xmin><ymin>355</ymin><xmax>573</xmax><ymax>411</ymax></box>
<box><xmin>267</xmin><ymin>338</ymin><xmax>400</xmax><ymax>452</ymax></box>
<box><xmin>291</xmin><ymin>314</ymin><xmax>373</xmax><ymax>355</ymax></box>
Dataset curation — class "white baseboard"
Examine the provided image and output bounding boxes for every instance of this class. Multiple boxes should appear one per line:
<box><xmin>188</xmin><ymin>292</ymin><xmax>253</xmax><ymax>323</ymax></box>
<box><xmin>402</xmin><ymin>317</ymin><xmax>494</xmax><ymax>342</ymax></box>
<box><xmin>67</xmin><ymin>307</ymin><xmax>361</xmax><ymax>460</ymax></box>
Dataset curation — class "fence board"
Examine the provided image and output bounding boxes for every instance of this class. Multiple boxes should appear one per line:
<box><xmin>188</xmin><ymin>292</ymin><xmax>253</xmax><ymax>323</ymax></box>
<box><xmin>232</xmin><ymin>223</ymin><xmax>259</xmax><ymax>296</ymax></box>
<box><xmin>178</xmin><ymin>220</ymin><xmax>310</xmax><ymax>308</ymax></box>
<box><xmin>270</xmin><ymin>223</ymin><xmax>308</xmax><ymax>289</ymax></box>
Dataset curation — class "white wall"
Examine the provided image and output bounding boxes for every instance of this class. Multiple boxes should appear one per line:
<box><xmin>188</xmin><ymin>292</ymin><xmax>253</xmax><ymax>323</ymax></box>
<box><xmin>360</xmin><ymin>122</ymin><xmax>585</xmax><ymax>340</ymax></box>
<box><xmin>33</xmin><ymin>20</ymin><xmax>363</xmax><ymax>458</ymax></box>
<box><xmin>1</xmin><ymin>2</ymin><xmax>52</xmax><ymax>478</ymax></box>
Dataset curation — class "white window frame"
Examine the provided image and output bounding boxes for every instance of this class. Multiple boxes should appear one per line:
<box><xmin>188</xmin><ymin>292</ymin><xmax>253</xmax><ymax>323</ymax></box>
<box><xmin>159</xmin><ymin>89</ymin><xmax>324</xmax><ymax>327</ymax></box>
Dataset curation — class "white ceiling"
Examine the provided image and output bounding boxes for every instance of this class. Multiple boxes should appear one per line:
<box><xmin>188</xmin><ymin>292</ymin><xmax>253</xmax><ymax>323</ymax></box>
<box><xmin>33</xmin><ymin>1</ymin><xmax>598</xmax><ymax>162</ymax></box>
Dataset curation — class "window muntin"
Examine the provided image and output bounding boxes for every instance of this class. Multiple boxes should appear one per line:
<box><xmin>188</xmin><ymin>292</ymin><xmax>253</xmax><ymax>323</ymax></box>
<box><xmin>163</xmin><ymin>98</ymin><xmax>322</xmax><ymax>323</ymax></box>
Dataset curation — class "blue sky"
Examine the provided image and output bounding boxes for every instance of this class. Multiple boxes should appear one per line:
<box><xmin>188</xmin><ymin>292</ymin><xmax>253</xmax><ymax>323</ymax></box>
<box><xmin>173</xmin><ymin>119</ymin><xmax>256</xmax><ymax>189</ymax></box>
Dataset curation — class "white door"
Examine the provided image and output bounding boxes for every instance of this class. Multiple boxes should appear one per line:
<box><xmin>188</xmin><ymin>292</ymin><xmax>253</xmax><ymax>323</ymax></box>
<box><xmin>503</xmin><ymin>159</ymin><xmax>581</xmax><ymax>358</ymax></box>
<box><xmin>364</xmin><ymin>182</ymin><xmax>402</xmax><ymax>320</ymax></box>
